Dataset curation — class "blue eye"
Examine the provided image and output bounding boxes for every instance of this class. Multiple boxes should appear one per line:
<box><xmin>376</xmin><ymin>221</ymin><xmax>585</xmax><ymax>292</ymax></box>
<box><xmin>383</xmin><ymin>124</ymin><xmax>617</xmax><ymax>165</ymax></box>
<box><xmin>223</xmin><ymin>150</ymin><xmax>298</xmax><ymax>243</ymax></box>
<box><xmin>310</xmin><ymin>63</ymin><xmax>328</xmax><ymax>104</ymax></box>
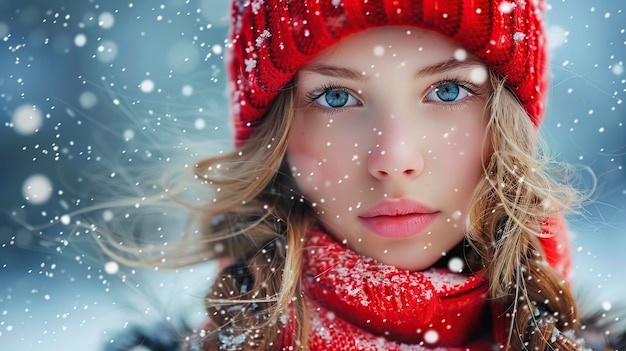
<box><xmin>427</xmin><ymin>82</ymin><xmax>471</xmax><ymax>102</ymax></box>
<box><xmin>311</xmin><ymin>88</ymin><xmax>359</xmax><ymax>109</ymax></box>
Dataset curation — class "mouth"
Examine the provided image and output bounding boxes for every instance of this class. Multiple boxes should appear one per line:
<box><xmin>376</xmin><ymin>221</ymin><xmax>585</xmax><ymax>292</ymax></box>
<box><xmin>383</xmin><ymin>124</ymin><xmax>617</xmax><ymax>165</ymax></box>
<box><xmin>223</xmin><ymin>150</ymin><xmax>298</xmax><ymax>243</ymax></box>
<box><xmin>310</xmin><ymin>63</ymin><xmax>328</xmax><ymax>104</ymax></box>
<box><xmin>358</xmin><ymin>198</ymin><xmax>439</xmax><ymax>239</ymax></box>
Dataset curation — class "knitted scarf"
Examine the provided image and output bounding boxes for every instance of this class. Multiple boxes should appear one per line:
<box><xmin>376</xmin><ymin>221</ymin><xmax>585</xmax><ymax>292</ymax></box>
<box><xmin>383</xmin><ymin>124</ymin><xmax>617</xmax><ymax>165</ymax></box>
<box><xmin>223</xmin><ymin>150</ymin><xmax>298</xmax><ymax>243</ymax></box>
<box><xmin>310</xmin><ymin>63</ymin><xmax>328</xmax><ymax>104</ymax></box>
<box><xmin>281</xmin><ymin>228</ymin><xmax>499</xmax><ymax>350</ymax></box>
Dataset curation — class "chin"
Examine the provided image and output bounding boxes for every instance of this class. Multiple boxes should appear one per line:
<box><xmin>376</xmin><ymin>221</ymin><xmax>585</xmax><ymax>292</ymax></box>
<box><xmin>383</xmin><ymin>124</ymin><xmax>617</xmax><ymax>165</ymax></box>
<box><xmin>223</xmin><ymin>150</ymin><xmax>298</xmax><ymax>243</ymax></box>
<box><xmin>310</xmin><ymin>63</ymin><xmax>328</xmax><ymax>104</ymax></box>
<box><xmin>370</xmin><ymin>243</ymin><xmax>444</xmax><ymax>271</ymax></box>
<box><xmin>379</xmin><ymin>256</ymin><xmax>440</xmax><ymax>272</ymax></box>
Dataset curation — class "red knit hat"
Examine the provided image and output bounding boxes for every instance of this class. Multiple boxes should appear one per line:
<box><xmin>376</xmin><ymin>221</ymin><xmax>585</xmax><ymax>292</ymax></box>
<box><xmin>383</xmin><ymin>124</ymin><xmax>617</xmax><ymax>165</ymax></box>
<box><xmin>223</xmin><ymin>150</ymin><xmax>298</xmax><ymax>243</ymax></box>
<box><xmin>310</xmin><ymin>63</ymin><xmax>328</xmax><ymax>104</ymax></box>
<box><xmin>228</xmin><ymin>0</ymin><xmax>548</xmax><ymax>145</ymax></box>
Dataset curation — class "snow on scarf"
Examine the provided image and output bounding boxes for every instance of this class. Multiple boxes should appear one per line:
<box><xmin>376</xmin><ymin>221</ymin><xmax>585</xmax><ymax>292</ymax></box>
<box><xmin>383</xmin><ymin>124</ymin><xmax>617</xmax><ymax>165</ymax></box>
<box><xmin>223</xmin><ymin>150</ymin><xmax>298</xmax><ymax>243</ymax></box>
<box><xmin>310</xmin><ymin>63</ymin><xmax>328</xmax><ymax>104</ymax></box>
<box><xmin>281</xmin><ymin>228</ymin><xmax>496</xmax><ymax>350</ymax></box>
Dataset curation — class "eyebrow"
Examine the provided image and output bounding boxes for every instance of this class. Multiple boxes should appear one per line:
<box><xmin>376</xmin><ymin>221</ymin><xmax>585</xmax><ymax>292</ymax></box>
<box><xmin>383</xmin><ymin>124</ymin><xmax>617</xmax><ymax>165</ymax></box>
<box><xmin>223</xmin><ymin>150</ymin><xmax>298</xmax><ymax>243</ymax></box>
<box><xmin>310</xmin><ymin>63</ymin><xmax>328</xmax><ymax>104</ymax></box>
<box><xmin>299</xmin><ymin>57</ymin><xmax>487</xmax><ymax>81</ymax></box>
<box><xmin>414</xmin><ymin>57</ymin><xmax>487</xmax><ymax>79</ymax></box>
<box><xmin>299</xmin><ymin>63</ymin><xmax>366</xmax><ymax>81</ymax></box>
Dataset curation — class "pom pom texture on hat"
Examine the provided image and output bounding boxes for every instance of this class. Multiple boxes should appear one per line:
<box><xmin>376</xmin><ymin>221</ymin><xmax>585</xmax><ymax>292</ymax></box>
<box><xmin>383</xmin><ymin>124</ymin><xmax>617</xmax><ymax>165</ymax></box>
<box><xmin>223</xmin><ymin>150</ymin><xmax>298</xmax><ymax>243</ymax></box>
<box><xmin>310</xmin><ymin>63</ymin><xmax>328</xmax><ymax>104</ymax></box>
<box><xmin>228</xmin><ymin>0</ymin><xmax>548</xmax><ymax>145</ymax></box>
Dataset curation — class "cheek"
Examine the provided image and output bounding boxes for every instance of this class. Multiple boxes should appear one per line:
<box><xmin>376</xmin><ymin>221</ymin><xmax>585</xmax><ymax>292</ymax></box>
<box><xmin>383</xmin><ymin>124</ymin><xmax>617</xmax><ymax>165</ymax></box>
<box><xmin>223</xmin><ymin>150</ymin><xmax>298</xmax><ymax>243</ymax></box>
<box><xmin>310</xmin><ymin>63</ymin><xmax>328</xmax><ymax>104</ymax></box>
<box><xmin>287</xmin><ymin>127</ymin><xmax>373</xmax><ymax>218</ymax></box>
<box><xmin>287</xmin><ymin>132</ymin><xmax>353</xmax><ymax>196</ymax></box>
<box><xmin>287</xmin><ymin>137</ymin><xmax>325</xmax><ymax>197</ymax></box>
<box><xmin>437</xmin><ymin>125</ymin><xmax>487</xmax><ymax>190</ymax></box>
<box><xmin>288</xmin><ymin>149</ymin><xmax>364</xmax><ymax>194</ymax></box>
<box><xmin>288</xmin><ymin>116</ymin><xmax>367</xmax><ymax>181</ymax></box>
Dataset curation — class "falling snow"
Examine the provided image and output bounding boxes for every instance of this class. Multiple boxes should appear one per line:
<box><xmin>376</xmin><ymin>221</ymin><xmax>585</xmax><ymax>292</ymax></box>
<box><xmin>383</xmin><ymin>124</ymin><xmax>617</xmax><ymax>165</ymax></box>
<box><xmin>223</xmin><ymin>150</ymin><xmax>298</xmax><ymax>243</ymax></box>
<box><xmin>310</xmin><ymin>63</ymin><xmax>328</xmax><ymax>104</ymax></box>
<box><xmin>0</xmin><ymin>0</ymin><xmax>625</xmax><ymax>350</ymax></box>
<box><xmin>11</xmin><ymin>104</ymin><xmax>43</xmax><ymax>135</ymax></box>
<box><xmin>1</xmin><ymin>1</ymin><xmax>227</xmax><ymax>349</ymax></box>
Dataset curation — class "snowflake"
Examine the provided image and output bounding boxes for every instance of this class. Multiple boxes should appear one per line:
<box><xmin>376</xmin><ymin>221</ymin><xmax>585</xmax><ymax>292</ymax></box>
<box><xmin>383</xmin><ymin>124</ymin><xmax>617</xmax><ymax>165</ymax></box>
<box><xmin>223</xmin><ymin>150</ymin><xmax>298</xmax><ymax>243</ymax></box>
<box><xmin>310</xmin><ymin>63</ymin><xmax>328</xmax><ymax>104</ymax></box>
<box><xmin>218</xmin><ymin>328</ymin><xmax>250</xmax><ymax>351</ymax></box>
<box><xmin>255</xmin><ymin>29</ymin><xmax>271</xmax><ymax>48</ymax></box>
<box><xmin>513</xmin><ymin>32</ymin><xmax>526</xmax><ymax>42</ymax></box>
<box><xmin>244</xmin><ymin>58</ymin><xmax>257</xmax><ymax>72</ymax></box>
<box><xmin>498</xmin><ymin>1</ymin><xmax>516</xmax><ymax>14</ymax></box>
<box><xmin>251</xmin><ymin>0</ymin><xmax>264</xmax><ymax>14</ymax></box>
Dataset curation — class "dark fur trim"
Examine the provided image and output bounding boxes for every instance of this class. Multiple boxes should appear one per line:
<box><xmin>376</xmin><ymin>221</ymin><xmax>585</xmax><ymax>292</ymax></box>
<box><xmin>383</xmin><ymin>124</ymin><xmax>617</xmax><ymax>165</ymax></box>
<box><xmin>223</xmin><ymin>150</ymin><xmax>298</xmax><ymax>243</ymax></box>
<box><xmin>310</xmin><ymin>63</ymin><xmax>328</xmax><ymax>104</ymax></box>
<box><xmin>103</xmin><ymin>321</ymin><xmax>193</xmax><ymax>351</ymax></box>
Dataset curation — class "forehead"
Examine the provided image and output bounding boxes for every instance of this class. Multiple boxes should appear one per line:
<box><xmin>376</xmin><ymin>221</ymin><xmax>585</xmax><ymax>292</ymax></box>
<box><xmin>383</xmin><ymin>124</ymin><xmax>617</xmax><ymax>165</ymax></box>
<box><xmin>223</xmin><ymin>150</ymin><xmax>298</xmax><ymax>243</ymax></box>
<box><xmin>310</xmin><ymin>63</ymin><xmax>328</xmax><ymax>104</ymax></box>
<box><xmin>298</xmin><ymin>26</ymin><xmax>489</xmax><ymax>87</ymax></box>
<box><xmin>305</xmin><ymin>26</ymin><xmax>466</xmax><ymax>67</ymax></box>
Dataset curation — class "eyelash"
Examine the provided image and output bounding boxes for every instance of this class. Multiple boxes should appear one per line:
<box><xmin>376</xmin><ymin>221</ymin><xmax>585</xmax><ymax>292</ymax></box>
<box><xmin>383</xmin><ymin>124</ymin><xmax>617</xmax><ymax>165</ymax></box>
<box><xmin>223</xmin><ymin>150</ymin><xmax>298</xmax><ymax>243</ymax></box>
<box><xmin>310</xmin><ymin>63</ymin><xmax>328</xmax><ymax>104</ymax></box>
<box><xmin>433</xmin><ymin>78</ymin><xmax>481</xmax><ymax>97</ymax></box>
<box><xmin>304</xmin><ymin>84</ymin><xmax>358</xmax><ymax>103</ymax></box>
<box><xmin>426</xmin><ymin>79</ymin><xmax>483</xmax><ymax>109</ymax></box>
<box><xmin>304</xmin><ymin>79</ymin><xmax>484</xmax><ymax>112</ymax></box>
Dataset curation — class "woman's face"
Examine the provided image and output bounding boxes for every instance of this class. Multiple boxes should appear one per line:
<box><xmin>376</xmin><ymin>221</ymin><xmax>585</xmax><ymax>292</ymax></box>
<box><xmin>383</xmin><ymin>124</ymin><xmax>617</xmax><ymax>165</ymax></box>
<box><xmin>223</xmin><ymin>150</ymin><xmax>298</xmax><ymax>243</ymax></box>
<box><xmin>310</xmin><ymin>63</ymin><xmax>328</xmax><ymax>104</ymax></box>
<box><xmin>286</xmin><ymin>26</ymin><xmax>491</xmax><ymax>271</ymax></box>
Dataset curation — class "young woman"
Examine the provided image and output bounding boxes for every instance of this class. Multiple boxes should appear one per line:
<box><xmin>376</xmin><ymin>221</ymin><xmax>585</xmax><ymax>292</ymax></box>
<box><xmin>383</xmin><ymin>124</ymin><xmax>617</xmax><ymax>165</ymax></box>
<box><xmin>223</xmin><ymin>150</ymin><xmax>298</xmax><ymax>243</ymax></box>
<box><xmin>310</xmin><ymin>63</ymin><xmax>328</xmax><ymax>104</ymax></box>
<box><xmin>171</xmin><ymin>1</ymin><xmax>587</xmax><ymax>350</ymax></box>
<box><xmin>100</xmin><ymin>1</ymin><xmax>626</xmax><ymax>350</ymax></box>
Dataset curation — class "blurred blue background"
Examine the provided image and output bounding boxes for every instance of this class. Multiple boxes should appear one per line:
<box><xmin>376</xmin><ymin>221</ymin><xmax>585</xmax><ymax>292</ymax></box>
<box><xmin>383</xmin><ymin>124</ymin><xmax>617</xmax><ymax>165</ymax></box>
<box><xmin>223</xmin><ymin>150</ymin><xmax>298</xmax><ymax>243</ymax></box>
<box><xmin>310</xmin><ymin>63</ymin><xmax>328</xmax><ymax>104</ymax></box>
<box><xmin>0</xmin><ymin>1</ymin><xmax>624</xmax><ymax>350</ymax></box>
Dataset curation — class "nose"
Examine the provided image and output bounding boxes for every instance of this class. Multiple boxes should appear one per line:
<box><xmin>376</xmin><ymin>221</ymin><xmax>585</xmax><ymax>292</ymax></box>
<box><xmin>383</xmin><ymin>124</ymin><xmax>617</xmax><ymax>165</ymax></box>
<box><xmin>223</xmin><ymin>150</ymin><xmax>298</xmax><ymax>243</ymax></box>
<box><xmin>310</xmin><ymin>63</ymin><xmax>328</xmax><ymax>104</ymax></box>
<box><xmin>367</xmin><ymin>117</ymin><xmax>424</xmax><ymax>181</ymax></box>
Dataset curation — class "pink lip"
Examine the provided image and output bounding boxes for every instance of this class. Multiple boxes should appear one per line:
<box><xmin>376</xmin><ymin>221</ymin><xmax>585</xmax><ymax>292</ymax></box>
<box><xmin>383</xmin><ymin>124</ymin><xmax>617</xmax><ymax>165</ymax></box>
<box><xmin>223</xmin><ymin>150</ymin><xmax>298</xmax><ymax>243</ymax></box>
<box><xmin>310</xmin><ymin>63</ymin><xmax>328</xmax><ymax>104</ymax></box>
<box><xmin>358</xmin><ymin>198</ymin><xmax>439</xmax><ymax>239</ymax></box>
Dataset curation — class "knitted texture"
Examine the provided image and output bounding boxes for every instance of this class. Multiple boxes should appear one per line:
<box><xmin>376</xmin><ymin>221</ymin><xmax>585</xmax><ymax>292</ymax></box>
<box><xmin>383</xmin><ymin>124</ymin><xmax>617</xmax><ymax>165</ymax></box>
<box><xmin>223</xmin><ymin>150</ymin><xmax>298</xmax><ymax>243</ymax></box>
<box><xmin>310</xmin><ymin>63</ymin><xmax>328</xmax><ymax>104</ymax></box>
<box><xmin>228</xmin><ymin>0</ymin><xmax>548</xmax><ymax>145</ymax></box>
<box><xmin>298</xmin><ymin>228</ymin><xmax>492</xmax><ymax>349</ymax></box>
<box><xmin>280</xmin><ymin>223</ymin><xmax>572</xmax><ymax>350</ymax></box>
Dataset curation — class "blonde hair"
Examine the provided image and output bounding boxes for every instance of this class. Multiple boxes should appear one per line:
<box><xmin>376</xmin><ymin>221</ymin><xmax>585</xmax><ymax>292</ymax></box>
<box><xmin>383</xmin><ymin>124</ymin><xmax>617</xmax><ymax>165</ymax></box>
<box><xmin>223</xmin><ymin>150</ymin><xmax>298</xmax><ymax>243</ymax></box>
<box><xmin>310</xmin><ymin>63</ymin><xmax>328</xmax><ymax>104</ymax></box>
<box><xmin>190</xmin><ymin>87</ymin><xmax>315</xmax><ymax>349</ymax></box>
<box><xmin>466</xmin><ymin>74</ymin><xmax>582</xmax><ymax>350</ymax></box>
<box><xmin>184</xmin><ymin>71</ymin><xmax>583</xmax><ymax>350</ymax></box>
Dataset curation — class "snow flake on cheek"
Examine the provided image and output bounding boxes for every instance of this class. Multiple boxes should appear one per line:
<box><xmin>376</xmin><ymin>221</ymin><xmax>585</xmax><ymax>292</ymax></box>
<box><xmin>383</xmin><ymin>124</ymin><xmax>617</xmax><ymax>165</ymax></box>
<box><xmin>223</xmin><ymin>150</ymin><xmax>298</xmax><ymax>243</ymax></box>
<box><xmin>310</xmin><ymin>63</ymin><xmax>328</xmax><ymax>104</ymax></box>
<box><xmin>345</xmin><ymin>200</ymin><xmax>362</xmax><ymax>213</ymax></box>
<box><xmin>451</xmin><ymin>210</ymin><xmax>462</xmax><ymax>221</ymax></box>
<box><xmin>372</xmin><ymin>45</ymin><xmax>385</xmax><ymax>57</ymax></box>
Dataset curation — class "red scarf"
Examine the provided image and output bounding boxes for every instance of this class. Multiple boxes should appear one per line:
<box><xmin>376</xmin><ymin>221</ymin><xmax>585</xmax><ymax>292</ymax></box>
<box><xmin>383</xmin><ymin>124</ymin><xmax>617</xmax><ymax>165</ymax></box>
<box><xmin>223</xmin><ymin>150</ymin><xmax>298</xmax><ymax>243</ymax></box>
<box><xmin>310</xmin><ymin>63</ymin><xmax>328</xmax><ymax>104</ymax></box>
<box><xmin>279</xmin><ymin>216</ymin><xmax>571</xmax><ymax>350</ymax></box>
<box><xmin>281</xmin><ymin>228</ymin><xmax>496</xmax><ymax>350</ymax></box>
<box><xmin>200</xmin><ymin>218</ymin><xmax>570</xmax><ymax>350</ymax></box>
